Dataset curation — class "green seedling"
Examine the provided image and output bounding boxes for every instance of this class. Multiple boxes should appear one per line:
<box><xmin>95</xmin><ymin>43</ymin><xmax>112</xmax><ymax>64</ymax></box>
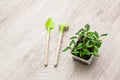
<box><xmin>63</xmin><ymin>24</ymin><xmax>107</xmax><ymax>59</ymax></box>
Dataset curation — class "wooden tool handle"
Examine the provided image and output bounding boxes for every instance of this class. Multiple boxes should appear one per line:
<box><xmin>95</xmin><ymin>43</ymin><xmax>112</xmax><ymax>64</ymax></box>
<box><xmin>54</xmin><ymin>33</ymin><xmax>63</xmax><ymax>67</ymax></box>
<box><xmin>44</xmin><ymin>33</ymin><xmax>50</xmax><ymax>66</ymax></box>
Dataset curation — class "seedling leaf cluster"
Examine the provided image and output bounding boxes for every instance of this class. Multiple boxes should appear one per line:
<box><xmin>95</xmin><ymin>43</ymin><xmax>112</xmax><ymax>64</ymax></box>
<box><xmin>63</xmin><ymin>24</ymin><xmax>107</xmax><ymax>58</ymax></box>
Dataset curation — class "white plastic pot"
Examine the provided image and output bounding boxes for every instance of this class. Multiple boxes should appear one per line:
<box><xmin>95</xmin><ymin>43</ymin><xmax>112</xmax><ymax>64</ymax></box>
<box><xmin>72</xmin><ymin>54</ymin><xmax>94</xmax><ymax>64</ymax></box>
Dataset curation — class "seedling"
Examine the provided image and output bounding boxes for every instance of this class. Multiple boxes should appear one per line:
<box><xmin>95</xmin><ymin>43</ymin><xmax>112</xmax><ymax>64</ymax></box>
<box><xmin>63</xmin><ymin>24</ymin><xmax>107</xmax><ymax>64</ymax></box>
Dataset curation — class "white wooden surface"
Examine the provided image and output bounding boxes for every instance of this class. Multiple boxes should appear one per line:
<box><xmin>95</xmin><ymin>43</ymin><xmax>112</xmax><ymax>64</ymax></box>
<box><xmin>0</xmin><ymin>0</ymin><xmax>120</xmax><ymax>80</ymax></box>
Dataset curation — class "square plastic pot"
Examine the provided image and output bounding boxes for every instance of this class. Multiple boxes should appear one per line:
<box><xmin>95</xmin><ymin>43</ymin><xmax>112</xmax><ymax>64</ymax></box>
<box><xmin>72</xmin><ymin>54</ymin><xmax>94</xmax><ymax>64</ymax></box>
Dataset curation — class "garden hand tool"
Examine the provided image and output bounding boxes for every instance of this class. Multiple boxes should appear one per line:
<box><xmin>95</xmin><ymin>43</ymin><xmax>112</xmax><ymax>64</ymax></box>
<box><xmin>44</xmin><ymin>18</ymin><xmax>55</xmax><ymax>66</ymax></box>
<box><xmin>54</xmin><ymin>24</ymin><xmax>69</xmax><ymax>67</ymax></box>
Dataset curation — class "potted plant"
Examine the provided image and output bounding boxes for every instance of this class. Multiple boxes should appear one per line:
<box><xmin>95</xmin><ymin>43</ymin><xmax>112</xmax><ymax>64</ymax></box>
<box><xmin>63</xmin><ymin>24</ymin><xmax>108</xmax><ymax>64</ymax></box>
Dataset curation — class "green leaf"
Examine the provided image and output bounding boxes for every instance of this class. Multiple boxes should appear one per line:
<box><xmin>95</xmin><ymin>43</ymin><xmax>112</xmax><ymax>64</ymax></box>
<box><xmin>76</xmin><ymin>28</ymin><xmax>84</xmax><ymax>35</ymax></box>
<box><xmin>96</xmin><ymin>40</ymin><xmax>102</xmax><ymax>48</ymax></box>
<box><xmin>77</xmin><ymin>43</ymin><xmax>82</xmax><ymax>49</ymax></box>
<box><xmin>83</xmin><ymin>49</ymin><xmax>88</xmax><ymax>53</ymax></box>
<box><xmin>91</xmin><ymin>40</ymin><xmax>97</xmax><ymax>43</ymax></box>
<box><xmin>87</xmin><ymin>32</ymin><xmax>95</xmax><ymax>40</ymax></box>
<box><xmin>86</xmin><ymin>41</ymin><xmax>90</xmax><ymax>47</ymax></box>
<box><xmin>83</xmin><ymin>49</ymin><xmax>89</xmax><ymax>55</ymax></box>
<box><xmin>100</xmin><ymin>34</ymin><xmax>108</xmax><ymax>37</ymax></box>
<box><xmin>77</xmin><ymin>47</ymin><xmax>82</xmax><ymax>49</ymax></box>
<box><xmin>88</xmin><ymin>45</ymin><xmax>93</xmax><ymax>48</ymax></box>
<box><xmin>89</xmin><ymin>34</ymin><xmax>95</xmax><ymax>40</ymax></box>
<box><xmin>93</xmin><ymin>50</ymin><xmax>98</xmax><ymax>56</ymax></box>
<box><xmin>83</xmin><ymin>36</ymin><xmax>87</xmax><ymax>41</ymax></box>
<box><xmin>81</xmin><ymin>32</ymin><xmax>85</xmax><ymax>36</ymax></box>
<box><xmin>72</xmin><ymin>51</ymin><xmax>79</xmax><ymax>54</ymax></box>
<box><xmin>78</xmin><ymin>43</ymin><xmax>82</xmax><ymax>47</ymax></box>
<box><xmin>70</xmin><ymin>40</ymin><xmax>76</xmax><ymax>46</ymax></box>
<box><xmin>72</xmin><ymin>49</ymin><xmax>79</xmax><ymax>55</ymax></box>
<box><xmin>80</xmin><ymin>51</ymin><xmax>84</xmax><ymax>57</ymax></box>
<box><xmin>93</xmin><ymin>45</ymin><xmax>99</xmax><ymax>56</ymax></box>
<box><xmin>84</xmin><ymin>24</ymin><xmax>90</xmax><ymax>31</ymax></box>
<box><xmin>70</xmin><ymin>36</ymin><xmax>78</xmax><ymax>40</ymax></box>
<box><xmin>94</xmin><ymin>31</ymin><xmax>99</xmax><ymax>38</ymax></box>
<box><xmin>80</xmin><ymin>54</ymin><xmax>82</xmax><ymax>57</ymax></box>
<box><xmin>94</xmin><ymin>45</ymin><xmax>98</xmax><ymax>52</ymax></box>
<box><xmin>62</xmin><ymin>46</ymin><xmax>71</xmax><ymax>52</ymax></box>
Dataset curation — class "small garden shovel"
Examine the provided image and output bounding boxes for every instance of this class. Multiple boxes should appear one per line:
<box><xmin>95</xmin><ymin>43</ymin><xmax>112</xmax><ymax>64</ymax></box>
<box><xmin>54</xmin><ymin>24</ymin><xmax>69</xmax><ymax>67</ymax></box>
<box><xmin>44</xmin><ymin>18</ymin><xmax>55</xmax><ymax>66</ymax></box>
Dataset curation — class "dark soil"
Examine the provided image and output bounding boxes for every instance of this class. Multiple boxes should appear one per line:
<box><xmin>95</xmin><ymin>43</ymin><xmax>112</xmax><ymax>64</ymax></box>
<box><xmin>76</xmin><ymin>54</ymin><xmax>91</xmax><ymax>60</ymax></box>
<box><xmin>80</xmin><ymin>55</ymin><xmax>91</xmax><ymax>60</ymax></box>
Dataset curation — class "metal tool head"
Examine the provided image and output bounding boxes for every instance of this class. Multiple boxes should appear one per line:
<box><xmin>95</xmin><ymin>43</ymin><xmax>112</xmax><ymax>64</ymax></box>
<box><xmin>59</xmin><ymin>24</ymin><xmax>69</xmax><ymax>33</ymax></box>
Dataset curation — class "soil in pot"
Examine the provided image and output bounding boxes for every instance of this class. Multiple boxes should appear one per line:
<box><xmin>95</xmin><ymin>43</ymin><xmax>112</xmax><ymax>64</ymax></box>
<box><xmin>72</xmin><ymin>53</ymin><xmax>92</xmax><ymax>60</ymax></box>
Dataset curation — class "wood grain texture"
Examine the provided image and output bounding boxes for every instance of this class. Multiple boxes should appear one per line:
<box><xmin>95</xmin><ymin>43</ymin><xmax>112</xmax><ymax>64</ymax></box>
<box><xmin>0</xmin><ymin>0</ymin><xmax>120</xmax><ymax>80</ymax></box>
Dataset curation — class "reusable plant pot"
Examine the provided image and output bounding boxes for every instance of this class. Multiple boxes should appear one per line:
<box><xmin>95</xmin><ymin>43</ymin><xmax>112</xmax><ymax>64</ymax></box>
<box><xmin>72</xmin><ymin>54</ymin><xmax>94</xmax><ymax>64</ymax></box>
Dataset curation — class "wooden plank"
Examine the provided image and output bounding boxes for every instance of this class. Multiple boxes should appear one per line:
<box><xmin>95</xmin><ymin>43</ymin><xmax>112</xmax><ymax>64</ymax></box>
<box><xmin>0</xmin><ymin>0</ymin><xmax>120</xmax><ymax>80</ymax></box>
